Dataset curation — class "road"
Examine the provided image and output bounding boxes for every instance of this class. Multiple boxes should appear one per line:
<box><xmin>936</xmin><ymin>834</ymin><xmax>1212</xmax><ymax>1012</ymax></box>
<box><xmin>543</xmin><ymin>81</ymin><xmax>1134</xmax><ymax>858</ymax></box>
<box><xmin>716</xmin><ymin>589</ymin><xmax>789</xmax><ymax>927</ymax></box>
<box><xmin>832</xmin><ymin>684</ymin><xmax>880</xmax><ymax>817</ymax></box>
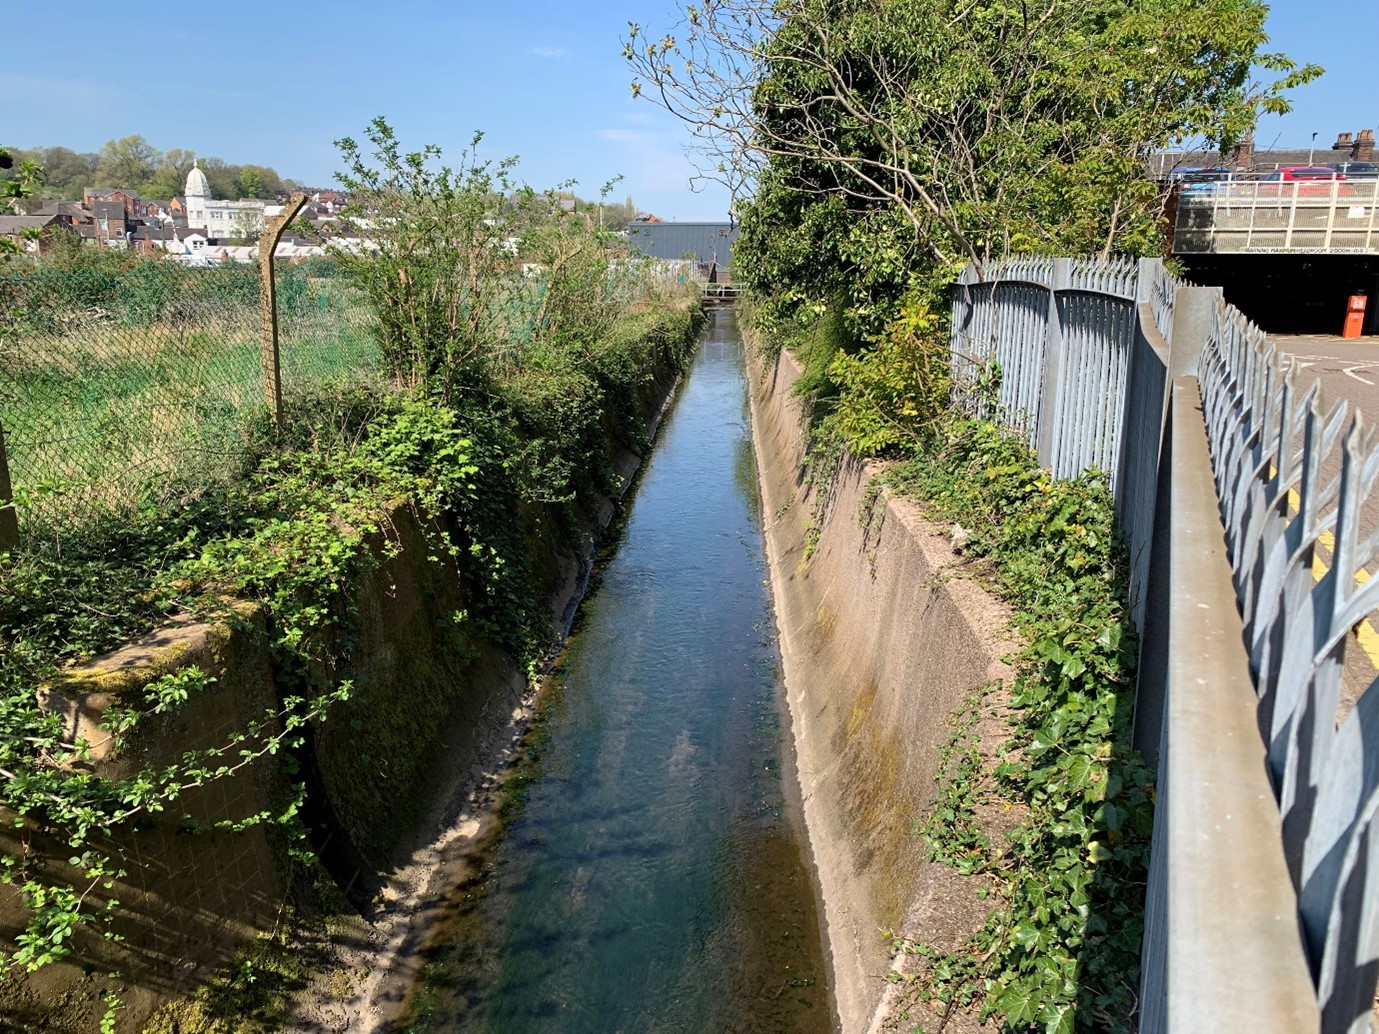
<box><xmin>1269</xmin><ymin>334</ymin><xmax>1379</xmax><ymax>717</ymax></box>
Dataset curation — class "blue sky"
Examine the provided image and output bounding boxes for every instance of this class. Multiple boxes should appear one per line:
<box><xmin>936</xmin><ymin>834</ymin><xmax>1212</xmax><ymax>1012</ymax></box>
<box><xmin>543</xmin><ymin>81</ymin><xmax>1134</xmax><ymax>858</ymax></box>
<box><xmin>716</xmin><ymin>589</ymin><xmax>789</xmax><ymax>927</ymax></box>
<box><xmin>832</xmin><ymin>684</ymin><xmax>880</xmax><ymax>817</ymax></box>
<box><xmin>3</xmin><ymin>1</ymin><xmax>1375</xmax><ymax>220</ymax></box>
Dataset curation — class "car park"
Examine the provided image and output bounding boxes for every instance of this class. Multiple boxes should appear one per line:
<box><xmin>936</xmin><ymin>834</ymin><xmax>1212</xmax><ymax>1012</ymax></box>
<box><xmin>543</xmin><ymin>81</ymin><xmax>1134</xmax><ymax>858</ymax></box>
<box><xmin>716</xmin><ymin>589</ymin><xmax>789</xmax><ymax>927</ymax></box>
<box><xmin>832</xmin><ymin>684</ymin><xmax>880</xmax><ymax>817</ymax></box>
<box><xmin>1329</xmin><ymin>161</ymin><xmax>1379</xmax><ymax>179</ymax></box>
<box><xmin>1179</xmin><ymin>167</ymin><xmax>1236</xmax><ymax>195</ymax></box>
<box><xmin>1256</xmin><ymin>166</ymin><xmax>1352</xmax><ymax>197</ymax></box>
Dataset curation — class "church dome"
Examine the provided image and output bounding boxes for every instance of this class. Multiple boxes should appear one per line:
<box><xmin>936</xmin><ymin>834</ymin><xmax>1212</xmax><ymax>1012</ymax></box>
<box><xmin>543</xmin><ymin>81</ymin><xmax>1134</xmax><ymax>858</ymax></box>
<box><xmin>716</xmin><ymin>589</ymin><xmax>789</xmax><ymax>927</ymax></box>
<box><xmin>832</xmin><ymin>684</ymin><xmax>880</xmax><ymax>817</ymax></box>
<box><xmin>185</xmin><ymin>164</ymin><xmax>210</xmax><ymax>198</ymax></box>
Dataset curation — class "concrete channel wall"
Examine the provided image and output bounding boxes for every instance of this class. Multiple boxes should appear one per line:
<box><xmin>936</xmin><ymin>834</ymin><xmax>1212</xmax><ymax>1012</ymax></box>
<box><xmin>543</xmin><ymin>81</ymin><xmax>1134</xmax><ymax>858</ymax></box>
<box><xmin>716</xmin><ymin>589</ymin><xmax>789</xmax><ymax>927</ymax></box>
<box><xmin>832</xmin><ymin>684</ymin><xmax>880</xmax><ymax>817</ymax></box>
<box><xmin>747</xmin><ymin>344</ymin><xmax>1015</xmax><ymax>1033</ymax></box>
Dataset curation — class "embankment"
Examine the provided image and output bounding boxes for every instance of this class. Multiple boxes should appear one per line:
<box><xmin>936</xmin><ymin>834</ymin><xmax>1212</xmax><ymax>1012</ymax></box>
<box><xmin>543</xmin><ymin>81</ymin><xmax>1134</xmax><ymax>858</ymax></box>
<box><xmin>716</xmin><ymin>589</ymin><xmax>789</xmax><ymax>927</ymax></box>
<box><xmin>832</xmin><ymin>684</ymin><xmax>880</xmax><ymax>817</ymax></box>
<box><xmin>0</xmin><ymin>305</ymin><xmax>703</xmax><ymax>1034</ymax></box>
<box><xmin>747</xmin><ymin>344</ymin><xmax>1015</xmax><ymax>1033</ymax></box>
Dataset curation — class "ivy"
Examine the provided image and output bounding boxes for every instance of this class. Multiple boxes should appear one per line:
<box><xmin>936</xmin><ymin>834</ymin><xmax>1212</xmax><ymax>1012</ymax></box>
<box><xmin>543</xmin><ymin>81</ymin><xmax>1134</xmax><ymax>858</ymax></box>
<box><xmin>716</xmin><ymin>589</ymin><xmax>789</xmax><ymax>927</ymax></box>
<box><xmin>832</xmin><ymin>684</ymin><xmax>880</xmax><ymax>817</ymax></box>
<box><xmin>0</xmin><ymin>271</ymin><xmax>703</xmax><ymax>1020</ymax></box>
<box><xmin>883</xmin><ymin>417</ymin><xmax>1154</xmax><ymax>1033</ymax></box>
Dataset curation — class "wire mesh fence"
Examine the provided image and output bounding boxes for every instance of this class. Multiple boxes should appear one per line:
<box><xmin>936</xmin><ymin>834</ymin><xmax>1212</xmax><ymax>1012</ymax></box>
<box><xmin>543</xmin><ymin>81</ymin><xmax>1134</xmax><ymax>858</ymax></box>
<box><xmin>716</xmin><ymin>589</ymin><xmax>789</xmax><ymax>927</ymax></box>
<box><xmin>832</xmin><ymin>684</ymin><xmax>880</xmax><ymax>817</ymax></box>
<box><xmin>0</xmin><ymin>261</ymin><xmax>381</xmax><ymax>545</ymax></box>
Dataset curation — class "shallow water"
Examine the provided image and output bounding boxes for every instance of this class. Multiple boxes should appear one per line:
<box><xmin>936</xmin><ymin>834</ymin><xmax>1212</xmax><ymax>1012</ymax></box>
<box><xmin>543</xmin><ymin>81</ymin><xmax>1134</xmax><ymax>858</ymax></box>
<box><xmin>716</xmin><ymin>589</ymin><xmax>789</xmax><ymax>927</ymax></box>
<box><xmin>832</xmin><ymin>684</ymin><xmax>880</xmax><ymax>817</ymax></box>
<box><xmin>404</xmin><ymin>311</ymin><xmax>833</xmax><ymax>1034</ymax></box>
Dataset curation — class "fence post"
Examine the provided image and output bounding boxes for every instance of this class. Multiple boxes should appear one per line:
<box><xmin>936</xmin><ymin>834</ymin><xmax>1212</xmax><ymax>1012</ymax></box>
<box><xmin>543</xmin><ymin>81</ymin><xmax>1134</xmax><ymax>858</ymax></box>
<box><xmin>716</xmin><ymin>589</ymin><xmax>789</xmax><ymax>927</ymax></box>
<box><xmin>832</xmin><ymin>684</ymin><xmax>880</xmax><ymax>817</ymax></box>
<box><xmin>1035</xmin><ymin>258</ymin><xmax>1072</xmax><ymax>468</ymax></box>
<box><xmin>258</xmin><ymin>192</ymin><xmax>309</xmax><ymax>431</ymax></box>
<box><xmin>0</xmin><ymin>421</ymin><xmax>16</xmax><ymax>552</ymax></box>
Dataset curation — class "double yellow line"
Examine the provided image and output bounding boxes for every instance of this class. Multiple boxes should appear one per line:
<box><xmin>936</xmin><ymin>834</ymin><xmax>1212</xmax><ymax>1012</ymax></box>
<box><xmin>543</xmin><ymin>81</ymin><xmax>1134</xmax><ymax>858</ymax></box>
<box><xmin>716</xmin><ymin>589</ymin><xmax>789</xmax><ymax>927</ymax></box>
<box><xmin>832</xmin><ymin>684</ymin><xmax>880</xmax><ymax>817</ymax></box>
<box><xmin>1286</xmin><ymin>485</ymin><xmax>1379</xmax><ymax>670</ymax></box>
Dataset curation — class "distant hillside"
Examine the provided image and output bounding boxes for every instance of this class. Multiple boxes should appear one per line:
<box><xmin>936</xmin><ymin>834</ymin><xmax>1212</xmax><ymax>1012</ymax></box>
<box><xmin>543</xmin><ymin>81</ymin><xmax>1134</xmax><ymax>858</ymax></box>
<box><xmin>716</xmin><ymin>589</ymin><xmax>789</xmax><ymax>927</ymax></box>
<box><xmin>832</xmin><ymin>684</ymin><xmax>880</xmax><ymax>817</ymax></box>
<box><xmin>0</xmin><ymin>135</ymin><xmax>300</xmax><ymax>202</ymax></box>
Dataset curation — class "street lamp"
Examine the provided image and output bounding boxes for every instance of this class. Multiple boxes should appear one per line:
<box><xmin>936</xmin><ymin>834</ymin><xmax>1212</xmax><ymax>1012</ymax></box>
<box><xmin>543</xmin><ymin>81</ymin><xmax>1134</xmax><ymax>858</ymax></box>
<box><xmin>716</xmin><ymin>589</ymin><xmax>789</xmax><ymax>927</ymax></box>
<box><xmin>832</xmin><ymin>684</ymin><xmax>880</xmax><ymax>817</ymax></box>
<box><xmin>1310</xmin><ymin>131</ymin><xmax>1318</xmax><ymax>165</ymax></box>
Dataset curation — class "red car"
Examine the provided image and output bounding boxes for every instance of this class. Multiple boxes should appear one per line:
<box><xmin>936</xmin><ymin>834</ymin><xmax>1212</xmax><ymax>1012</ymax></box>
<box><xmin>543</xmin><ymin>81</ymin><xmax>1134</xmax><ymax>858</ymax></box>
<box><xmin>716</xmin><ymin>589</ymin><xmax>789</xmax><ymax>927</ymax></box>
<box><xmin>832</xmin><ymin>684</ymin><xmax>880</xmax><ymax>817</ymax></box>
<box><xmin>1256</xmin><ymin>166</ymin><xmax>1352</xmax><ymax>197</ymax></box>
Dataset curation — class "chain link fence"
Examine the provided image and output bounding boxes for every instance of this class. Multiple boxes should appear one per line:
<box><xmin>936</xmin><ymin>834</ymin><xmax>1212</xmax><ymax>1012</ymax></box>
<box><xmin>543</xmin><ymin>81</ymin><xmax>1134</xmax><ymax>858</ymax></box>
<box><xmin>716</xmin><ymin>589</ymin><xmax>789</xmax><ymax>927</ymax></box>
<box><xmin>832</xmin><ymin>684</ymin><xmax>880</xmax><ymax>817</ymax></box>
<box><xmin>0</xmin><ymin>260</ymin><xmax>380</xmax><ymax>545</ymax></box>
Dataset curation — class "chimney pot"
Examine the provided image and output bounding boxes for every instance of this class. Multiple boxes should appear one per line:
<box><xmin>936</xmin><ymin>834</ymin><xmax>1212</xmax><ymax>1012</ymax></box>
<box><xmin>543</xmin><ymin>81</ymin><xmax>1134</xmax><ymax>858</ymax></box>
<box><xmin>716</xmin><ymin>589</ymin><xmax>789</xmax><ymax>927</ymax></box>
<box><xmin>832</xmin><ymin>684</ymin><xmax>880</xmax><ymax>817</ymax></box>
<box><xmin>1334</xmin><ymin>132</ymin><xmax>1354</xmax><ymax>150</ymax></box>
<box><xmin>1356</xmin><ymin>129</ymin><xmax>1375</xmax><ymax>162</ymax></box>
<box><xmin>1230</xmin><ymin>130</ymin><xmax>1255</xmax><ymax>168</ymax></box>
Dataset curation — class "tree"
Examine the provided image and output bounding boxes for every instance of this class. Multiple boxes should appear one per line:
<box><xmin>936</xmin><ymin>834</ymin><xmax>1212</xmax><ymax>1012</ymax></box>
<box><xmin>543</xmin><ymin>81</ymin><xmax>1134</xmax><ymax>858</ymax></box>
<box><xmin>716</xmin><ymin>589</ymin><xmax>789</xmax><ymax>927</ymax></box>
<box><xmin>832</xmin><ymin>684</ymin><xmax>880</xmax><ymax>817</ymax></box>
<box><xmin>142</xmin><ymin>148</ymin><xmax>198</xmax><ymax>197</ymax></box>
<box><xmin>201</xmin><ymin>157</ymin><xmax>236</xmax><ymax>199</ymax></box>
<box><xmin>96</xmin><ymin>134</ymin><xmax>160</xmax><ymax>188</ymax></box>
<box><xmin>29</xmin><ymin>147</ymin><xmax>98</xmax><ymax>198</ymax></box>
<box><xmin>0</xmin><ymin>147</ymin><xmax>43</xmax><ymax>252</ymax></box>
<box><xmin>236</xmin><ymin>166</ymin><xmax>266</xmax><ymax>199</ymax></box>
<box><xmin>230</xmin><ymin>208</ymin><xmax>262</xmax><ymax>244</ymax></box>
<box><xmin>625</xmin><ymin>0</ymin><xmax>1321</xmax><ymax>302</ymax></box>
<box><xmin>328</xmin><ymin>119</ymin><xmax>531</xmax><ymax>393</ymax></box>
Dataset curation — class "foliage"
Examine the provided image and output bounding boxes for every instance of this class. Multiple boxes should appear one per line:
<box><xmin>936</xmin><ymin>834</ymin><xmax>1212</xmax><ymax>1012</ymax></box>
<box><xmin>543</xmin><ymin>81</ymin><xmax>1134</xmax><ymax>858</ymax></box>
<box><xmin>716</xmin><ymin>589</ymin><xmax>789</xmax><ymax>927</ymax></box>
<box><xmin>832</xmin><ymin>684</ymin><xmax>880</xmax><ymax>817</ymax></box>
<box><xmin>0</xmin><ymin>286</ymin><xmax>702</xmax><ymax>1017</ymax></box>
<box><xmin>1</xmin><ymin>138</ymin><xmax>295</xmax><ymax>201</ymax></box>
<box><xmin>0</xmin><ymin>147</ymin><xmax>42</xmax><ymax>202</ymax></box>
<box><xmin>826</xmin><ymin>293</ymin><xmax>949</xmax><ymax>456</ymax></box>
<box><xmin>0</xmin><ymin>148</ymin><xmax>43</xmax><ymax>256</ymax></box>
<box><xmin>328</xmin><ymin>119</ymin><xmax>659</xmax><ymax>401</ymax></box>
<box><xmin>628</xmin><ymin>0</ymin><xmax>1321</xmax><ymax>333</ymax></box>
<box><xmin>95</xmin><ymin>135</ymin><xmax>160</xmax><ymax>191</ymax></box>
<box><xmin>922</xmin><ymin>690</ymin><xmax>996</xmax><ymax>877</ymax></box>
<box><xmin>328</xmin><ymin>119</ymin><xmax>516</xmax><ymax>392</ymax></box>
<box><xmin>882</xmin><ymin>417</ymin><xmax>1154</xmax><ymax>1033</ymax></box>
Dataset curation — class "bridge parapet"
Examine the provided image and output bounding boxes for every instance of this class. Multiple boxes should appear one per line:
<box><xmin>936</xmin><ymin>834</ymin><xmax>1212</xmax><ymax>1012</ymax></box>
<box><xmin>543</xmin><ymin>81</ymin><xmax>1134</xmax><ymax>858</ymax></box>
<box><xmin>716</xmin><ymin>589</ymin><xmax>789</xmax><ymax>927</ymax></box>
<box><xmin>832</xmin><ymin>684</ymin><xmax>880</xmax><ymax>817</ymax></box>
<box><xmin>1172</xmin><ymin>178</ymin><xmax>1379</xmax><ymax>255</ymax></box>
<box><xmin>953</xmin><ymin>256</ymin><xmax>1379</xmax><ymax>1033</ymax></box>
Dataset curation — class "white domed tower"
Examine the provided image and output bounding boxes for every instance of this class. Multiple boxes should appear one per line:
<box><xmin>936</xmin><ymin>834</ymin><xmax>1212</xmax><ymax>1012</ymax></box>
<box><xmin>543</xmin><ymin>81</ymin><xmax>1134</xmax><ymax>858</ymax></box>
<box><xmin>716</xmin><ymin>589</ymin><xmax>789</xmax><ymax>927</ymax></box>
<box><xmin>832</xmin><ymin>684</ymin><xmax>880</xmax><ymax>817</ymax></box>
<box><xmin>184</xmin><ymin>162</ymin><xmax>210</xmax><ymax>227</ymax></box>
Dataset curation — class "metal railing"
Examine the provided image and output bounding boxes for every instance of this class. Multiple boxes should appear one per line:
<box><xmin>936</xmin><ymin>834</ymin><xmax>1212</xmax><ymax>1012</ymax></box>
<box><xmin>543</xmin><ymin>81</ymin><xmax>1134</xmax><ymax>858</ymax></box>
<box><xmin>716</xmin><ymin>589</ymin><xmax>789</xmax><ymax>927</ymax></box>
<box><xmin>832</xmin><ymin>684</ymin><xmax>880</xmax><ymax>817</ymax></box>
<box><xmin>952</xmin><ymin>255</ymin><xmax>1379</xmax><ymax>1032</ymax></box>
<box><xmin>1172</xmin><ymin>178</ymin><xmax>1379</xmax><ymax>255</ymax></box>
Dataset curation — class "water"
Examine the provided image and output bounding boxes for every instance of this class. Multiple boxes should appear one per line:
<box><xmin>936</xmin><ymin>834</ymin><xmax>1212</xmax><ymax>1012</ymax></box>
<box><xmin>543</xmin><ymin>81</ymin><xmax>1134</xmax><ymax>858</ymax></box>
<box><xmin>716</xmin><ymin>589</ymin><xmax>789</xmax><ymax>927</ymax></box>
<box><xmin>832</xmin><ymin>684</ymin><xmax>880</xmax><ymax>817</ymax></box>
<box><xmin>403</xmin><ymin>311</ymin><xmax>833</xmax><ymax>1033</ymax></box>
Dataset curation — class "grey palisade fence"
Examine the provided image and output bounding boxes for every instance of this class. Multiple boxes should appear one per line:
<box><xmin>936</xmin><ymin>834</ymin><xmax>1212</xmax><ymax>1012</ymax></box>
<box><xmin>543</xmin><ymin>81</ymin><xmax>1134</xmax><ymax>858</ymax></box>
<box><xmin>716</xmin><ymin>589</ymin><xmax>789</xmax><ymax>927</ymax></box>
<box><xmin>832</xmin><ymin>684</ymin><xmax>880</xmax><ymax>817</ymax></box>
<box><xmin>952</xmin><ymin>256</ymin><xmax>1379</xmax><ymax>1033</ymax></box>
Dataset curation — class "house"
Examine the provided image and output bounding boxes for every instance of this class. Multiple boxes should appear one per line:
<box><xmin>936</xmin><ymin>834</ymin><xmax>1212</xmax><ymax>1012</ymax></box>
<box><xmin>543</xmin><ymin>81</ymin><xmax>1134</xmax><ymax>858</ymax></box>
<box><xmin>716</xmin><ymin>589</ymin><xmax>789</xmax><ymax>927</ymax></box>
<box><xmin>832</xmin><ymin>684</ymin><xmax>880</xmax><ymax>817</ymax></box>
<box><xmin>34</xmin><ymin>200</ymin><xmax>91</xmax><ymax>231</ymax></box>
<box><xmin>0</xmin><ymin>214</ymin><xmax>71</xmax><ymax>254</ymax></box>
<box><xmin>1149</xmin><ymin>128</ymin><xmax>1377</xmax><ymax>179</ymax></box>
<box><xmin>90</xmin><ymin>199</ymin><xmax>131</xmax><ymax>243</ymax></box>
<box><xmin>82</xmin><ymin>187</ymin><xmax>143</xmax><ymax>219</ymax></box>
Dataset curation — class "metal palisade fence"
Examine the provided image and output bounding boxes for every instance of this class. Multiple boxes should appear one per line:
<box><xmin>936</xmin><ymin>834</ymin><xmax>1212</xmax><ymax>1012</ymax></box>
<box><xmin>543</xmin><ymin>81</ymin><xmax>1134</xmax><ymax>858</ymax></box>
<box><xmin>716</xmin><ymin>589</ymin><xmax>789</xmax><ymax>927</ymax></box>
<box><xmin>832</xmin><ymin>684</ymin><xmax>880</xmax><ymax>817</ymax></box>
<box><xmin>0</xmin><ymin>258</ymin><xmax>380</xmax><ymax>547</ymax></box>
<box><xmin>952</xmin><ymin>256</ymin><xmax>1379</xmax><ymax>1032</ymax></box>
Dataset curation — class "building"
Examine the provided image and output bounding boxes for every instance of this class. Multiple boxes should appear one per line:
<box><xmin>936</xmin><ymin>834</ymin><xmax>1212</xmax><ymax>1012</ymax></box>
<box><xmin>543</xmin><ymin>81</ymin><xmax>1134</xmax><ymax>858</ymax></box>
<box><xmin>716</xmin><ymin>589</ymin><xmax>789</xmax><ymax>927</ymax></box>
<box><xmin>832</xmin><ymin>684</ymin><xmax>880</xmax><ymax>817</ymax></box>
<box><xmin>184</xmin><ymin>163</ymin><xmax>265</xmax><ymax>240</ymax></box>
<box><xmin>82</xmin><ymin>187</ymin><xmax>143</xmax><ymax>220</ymax></box>
<box><xmin>625</xmin><ymin>220</ymin><xmax>739</xmax><ymax>267</ymax></box>
<box><xmin>1149</xmin><ymin>128</ymin><xmax>1377</xmax><ymax>179</ymax></box>
<box><xmin>0</xmin><ymin>214</ymin><xmax>68</xmax><ymax>253</ymax></box>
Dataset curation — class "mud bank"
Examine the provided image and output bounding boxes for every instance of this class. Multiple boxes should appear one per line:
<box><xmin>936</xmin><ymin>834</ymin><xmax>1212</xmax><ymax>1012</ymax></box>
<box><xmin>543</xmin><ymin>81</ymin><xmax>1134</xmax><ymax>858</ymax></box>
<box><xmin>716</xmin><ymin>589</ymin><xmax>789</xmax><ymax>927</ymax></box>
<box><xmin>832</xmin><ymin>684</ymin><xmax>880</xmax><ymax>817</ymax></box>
<box><xmin>746</xmin><ymin>344</ymin><xmax>1015</xmax><ymax>1034</ymax></box>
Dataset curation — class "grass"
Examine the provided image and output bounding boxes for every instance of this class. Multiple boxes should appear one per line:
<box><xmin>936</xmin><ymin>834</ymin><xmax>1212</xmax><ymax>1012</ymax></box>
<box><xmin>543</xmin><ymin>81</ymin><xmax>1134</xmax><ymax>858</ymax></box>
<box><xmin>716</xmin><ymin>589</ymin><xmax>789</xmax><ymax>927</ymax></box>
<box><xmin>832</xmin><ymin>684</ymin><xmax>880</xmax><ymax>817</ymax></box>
<box><xmin>1</xmin><ymin>287</ymin><xmax>382</xmax><ymax>538</ymax></box>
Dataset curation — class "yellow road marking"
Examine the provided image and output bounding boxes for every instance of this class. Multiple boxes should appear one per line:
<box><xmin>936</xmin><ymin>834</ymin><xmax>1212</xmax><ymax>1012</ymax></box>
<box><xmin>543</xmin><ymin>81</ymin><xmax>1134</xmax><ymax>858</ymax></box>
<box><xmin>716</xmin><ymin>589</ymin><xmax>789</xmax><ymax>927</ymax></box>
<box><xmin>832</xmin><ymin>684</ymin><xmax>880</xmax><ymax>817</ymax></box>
<box><xmin>1284</xmin><ymin>485</ymin><xmax>1379</xmax><ymax>671</ymax></box>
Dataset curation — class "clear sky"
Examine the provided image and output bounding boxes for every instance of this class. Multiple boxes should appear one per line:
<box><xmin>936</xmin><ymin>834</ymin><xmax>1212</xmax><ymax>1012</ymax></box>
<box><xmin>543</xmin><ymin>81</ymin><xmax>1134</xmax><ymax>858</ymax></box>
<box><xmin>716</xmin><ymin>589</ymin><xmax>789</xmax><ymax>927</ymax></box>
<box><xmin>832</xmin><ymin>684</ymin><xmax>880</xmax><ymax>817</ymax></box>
<box><xmin>3</xmin><ymin>1</ymin><xmax>1375</xmax><ymax>220</ymax></box>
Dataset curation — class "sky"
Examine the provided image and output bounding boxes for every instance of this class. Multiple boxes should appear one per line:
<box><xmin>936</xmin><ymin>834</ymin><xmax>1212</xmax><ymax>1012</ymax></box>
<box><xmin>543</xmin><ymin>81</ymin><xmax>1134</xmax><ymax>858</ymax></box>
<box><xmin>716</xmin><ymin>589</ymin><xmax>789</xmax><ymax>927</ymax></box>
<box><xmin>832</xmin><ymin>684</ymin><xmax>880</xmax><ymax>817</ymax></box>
<box><xmin>2</xmin><ymin>1</ymin><xmax>1376</xmax><ymax>221</ymax></box>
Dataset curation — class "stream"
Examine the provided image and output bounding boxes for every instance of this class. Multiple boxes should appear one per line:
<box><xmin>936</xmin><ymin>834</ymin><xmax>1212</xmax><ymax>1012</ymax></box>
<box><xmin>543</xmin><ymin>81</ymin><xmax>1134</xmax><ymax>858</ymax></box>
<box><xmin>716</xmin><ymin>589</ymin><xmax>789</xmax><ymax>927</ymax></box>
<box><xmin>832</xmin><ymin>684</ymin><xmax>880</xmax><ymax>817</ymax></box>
<box><xmin>402</xmin><ymin>310</ymin><xmax>834</xmax><ymax>1034</ymax></box>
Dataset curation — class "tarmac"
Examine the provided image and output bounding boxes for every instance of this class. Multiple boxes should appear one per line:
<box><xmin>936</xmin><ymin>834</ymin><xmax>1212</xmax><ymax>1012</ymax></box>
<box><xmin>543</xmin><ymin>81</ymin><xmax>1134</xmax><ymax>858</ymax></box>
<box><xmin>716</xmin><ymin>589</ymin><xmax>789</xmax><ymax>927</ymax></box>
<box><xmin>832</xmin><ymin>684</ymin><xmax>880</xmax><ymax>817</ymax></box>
<box><xmin>1268</xmin><ymin>332</ymin><xmax>1379</xmax><ymax>716</ymax></box>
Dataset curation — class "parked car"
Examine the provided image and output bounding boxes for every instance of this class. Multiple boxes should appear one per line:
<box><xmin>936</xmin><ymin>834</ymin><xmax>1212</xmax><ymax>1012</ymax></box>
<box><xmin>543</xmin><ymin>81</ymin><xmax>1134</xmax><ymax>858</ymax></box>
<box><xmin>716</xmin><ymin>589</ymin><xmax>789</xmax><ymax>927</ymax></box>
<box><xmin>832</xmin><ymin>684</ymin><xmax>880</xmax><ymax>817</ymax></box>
<box><xmin>1329</xmin><ymin>161</ymin><xmax>1379</xmax><ymax>179</ymax></box>
<box><xmin>1255</xmin><ymin>167</ymin><xmax>1352</xmax><ymax>197</ymax></box>
<box><xmin>1178</xmin><ymin>166</ymin><xmax>1236</xmax><ymax>195</ymax></box>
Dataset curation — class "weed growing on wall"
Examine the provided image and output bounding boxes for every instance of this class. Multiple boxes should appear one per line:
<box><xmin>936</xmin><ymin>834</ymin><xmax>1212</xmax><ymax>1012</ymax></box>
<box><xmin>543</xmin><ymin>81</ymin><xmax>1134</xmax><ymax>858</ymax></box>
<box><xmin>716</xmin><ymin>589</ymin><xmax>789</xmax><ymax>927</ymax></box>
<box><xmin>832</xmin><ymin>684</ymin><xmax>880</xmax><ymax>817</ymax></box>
<box><xmin>883</xmin><ymin>418</ymin><xmax>1154</xmax><ymax>1034</ymax></box>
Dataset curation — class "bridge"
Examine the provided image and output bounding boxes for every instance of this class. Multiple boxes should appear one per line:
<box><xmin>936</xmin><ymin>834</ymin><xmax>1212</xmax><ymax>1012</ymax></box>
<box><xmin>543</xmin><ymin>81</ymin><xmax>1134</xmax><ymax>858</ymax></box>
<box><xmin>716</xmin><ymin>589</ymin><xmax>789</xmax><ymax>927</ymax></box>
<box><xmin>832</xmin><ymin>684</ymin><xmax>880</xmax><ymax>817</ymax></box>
<box><xmin>953</xmin><ymin>257</ymin><xmax>1379</xmax><ymax>1033</ymax></box>
<box><xmin>1171</xmin><ymin>178</ymin><xmax>1379</xmax><ymax>256</ymax></box>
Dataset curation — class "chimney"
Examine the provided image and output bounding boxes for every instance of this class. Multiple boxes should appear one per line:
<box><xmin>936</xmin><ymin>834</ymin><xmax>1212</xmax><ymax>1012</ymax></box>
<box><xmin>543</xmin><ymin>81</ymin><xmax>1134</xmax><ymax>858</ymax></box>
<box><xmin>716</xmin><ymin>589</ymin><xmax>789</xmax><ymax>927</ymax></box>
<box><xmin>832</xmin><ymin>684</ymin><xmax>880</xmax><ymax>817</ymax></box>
<box><xmin>1230</xmin><ymin>130</ymin><xmax>1255</xmax><ymax>168</ymax></box>
<box><xmin>1354</xmin><ymin>129</ymin><xmax>1375</xmax><ymax>162</ymax></box>
<box><xmin>1334</xmin><ymin>131</ymin><xmax>1354</xmax><ymax>151</ymax></box>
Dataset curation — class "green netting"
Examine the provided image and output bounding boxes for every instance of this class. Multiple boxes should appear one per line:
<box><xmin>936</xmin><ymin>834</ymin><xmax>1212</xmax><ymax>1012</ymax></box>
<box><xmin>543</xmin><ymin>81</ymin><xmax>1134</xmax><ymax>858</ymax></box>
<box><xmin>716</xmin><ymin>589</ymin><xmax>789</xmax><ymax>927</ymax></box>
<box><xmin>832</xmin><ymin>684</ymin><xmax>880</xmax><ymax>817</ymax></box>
<box><xmin>0</xmin><ymin>261</ymin><xmax>381</xmax><ymax>544</ymax></box>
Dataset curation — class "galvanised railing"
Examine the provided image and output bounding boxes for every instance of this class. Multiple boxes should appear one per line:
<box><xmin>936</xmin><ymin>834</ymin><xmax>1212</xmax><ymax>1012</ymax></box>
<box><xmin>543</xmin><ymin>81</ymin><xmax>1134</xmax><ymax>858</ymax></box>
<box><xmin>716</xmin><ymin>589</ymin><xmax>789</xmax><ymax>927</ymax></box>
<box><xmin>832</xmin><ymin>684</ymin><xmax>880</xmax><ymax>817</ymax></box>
<box><xmin>952</xmin><ymin>256</ymin><xmax>1379</xmax><ymax>1032</ymax></box>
